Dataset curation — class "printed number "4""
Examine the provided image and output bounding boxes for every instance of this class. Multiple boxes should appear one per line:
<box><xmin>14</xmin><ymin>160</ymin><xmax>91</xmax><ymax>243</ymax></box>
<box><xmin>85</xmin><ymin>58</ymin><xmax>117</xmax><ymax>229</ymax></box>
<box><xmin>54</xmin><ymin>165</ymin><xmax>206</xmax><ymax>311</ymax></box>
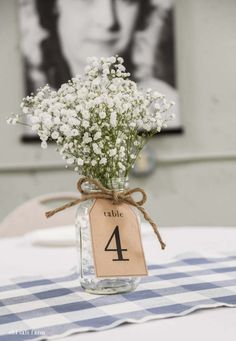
<box><xmin>104</xmin><ymin>225</ymin><xmax>129</xmax><ymax>261</ymax></box>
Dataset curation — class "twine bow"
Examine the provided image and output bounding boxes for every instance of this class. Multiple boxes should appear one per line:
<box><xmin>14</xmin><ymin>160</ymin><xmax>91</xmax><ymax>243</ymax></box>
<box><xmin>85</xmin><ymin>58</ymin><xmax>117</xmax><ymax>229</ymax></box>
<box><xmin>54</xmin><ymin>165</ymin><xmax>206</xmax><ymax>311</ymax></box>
<box><xmin>46</xmin><ymin>177</ymin><xmax>166</xmax><ymax>250</ymax></box>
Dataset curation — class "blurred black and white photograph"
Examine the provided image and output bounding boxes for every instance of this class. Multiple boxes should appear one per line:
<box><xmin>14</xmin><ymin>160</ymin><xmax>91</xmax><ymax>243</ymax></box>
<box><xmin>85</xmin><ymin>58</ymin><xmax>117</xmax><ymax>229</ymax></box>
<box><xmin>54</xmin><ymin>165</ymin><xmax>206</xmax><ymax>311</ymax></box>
<box><xmin>18</xmin><ymin>0</ymin><xmax>181</xmax><ymax>130</ymax></box>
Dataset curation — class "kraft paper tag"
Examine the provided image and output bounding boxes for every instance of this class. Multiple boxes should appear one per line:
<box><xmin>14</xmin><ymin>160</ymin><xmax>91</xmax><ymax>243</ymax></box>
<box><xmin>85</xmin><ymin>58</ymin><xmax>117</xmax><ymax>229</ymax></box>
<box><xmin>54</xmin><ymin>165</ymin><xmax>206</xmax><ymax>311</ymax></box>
<box><xmin>89</xmin><ymin>199</ymin><xmax>148</xmax><ymax>277</ymax></box>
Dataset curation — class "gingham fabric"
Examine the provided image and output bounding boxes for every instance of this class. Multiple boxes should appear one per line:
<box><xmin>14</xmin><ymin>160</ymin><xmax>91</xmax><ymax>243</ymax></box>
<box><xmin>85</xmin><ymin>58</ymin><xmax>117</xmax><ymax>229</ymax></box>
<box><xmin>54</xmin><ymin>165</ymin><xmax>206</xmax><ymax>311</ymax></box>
<box><xmin>0</xmin><ymin>255</ymin><xmax>236</xmax><ymax>341</ymax></box>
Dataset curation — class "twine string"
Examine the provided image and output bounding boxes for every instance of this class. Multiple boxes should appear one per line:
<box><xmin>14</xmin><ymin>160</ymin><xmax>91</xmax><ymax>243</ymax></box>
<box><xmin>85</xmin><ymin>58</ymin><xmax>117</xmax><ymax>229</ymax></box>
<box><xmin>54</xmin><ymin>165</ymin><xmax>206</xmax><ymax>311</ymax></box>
<box><xmin>45</xmin><ymin>177</ymin><xmax>166</xmax><ymax>250</ymax></box>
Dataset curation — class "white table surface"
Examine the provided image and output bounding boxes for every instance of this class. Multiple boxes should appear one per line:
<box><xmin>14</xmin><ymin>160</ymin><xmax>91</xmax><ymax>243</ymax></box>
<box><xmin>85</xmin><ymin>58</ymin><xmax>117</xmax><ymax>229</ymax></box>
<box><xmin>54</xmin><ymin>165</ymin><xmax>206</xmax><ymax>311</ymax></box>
<box><xmin>1</xmin><ymin>226</ymin><xmax>236</xmax><ymax>341</ymax></box>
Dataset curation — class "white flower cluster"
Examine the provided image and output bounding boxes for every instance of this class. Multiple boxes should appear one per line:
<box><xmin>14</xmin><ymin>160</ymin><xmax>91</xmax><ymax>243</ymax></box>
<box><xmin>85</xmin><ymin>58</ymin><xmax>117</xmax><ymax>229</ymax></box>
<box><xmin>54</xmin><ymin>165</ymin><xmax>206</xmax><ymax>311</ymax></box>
<box><xmin>7</xmin><ymin>56</ymin><xmax>174</xmax><ymax>187</ymax></box>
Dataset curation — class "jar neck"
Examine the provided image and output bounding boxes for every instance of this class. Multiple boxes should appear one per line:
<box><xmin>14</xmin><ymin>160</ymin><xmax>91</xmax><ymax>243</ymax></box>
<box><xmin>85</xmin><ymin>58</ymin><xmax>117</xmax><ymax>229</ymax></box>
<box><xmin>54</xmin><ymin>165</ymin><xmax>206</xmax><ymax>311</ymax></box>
<box><xmin>83</xmin><ymin>177</ymin><xmax>129</xmax><ymax>193</ymax></box>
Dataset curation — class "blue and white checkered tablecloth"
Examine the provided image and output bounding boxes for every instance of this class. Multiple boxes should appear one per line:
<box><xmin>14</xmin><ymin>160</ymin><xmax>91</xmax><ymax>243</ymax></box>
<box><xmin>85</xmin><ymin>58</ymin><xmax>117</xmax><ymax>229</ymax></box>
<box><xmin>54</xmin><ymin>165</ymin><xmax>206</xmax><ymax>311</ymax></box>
<box><xmin>0</xmin><ymin>254</ymin><xmax>236</xmax><ymax>341</ymax></box>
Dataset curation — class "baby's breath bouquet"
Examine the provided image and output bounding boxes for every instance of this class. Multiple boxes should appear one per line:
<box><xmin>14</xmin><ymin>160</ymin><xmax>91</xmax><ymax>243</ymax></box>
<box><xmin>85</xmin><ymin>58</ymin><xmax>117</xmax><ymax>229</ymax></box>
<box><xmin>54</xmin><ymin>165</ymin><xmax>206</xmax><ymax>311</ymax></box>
<box><xmin>8</xmin><ymin>56</ymin><xmax>174</xmax><ymax>294</ymax></box>
<box><xmin>8</xmin><ymin>56</ymin><xmax>174</xmax><ymax>187</ymax></box>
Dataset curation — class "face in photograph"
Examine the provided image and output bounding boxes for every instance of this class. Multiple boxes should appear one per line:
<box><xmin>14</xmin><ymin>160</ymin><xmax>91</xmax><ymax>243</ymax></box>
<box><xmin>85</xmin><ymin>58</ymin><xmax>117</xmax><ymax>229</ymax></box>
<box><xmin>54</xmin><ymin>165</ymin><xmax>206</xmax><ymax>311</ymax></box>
<box><xmin>57</xmin><ymin>0</ymin><xmax>141</xmax><ymax>75</ymax></box>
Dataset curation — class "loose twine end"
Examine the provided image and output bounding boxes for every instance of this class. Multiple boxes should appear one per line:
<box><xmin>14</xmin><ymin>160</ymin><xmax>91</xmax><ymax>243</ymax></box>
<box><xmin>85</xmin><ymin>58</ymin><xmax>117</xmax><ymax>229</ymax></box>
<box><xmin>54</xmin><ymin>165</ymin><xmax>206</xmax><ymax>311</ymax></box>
<box><xmin>45</xmin><ymin>211</ymin><xmax>54</xmax><ymax>218</ymax></box>
<box><xmin>45</xmin><ymin>212</ymin><xmax>51</xmax><ymax>218</ymax></box>
<box><xmin>157</xmin><ymin>236</ymin><xmax>166</xmax><ymax>250</ymax></box>
<box><xmin>151</xmin><ymin>223</ymin><xmax>166</xmax><ymax>250</ymax></box>
<box><xmin>45</xmin><ymin>177</ymin><xmax>166</xmax><ymax>250</ymax></box>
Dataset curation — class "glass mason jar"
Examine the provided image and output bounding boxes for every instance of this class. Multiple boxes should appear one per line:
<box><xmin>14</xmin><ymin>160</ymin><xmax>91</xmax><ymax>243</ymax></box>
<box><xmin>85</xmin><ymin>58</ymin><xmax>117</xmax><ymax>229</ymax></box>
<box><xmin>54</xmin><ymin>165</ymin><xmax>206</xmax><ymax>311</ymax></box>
<box><xmin>75</xmin><ymin>177</ymin><xmax>141</xmax><ymax>294</ymax></box>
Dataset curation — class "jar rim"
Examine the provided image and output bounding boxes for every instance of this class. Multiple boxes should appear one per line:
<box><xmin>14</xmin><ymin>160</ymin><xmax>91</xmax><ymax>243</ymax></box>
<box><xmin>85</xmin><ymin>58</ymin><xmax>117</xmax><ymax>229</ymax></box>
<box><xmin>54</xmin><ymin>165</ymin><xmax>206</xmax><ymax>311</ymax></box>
<box><xmin>83</xmin><ymin>177</ymin><xmax>129</xmax><ymax>192</ymax></box>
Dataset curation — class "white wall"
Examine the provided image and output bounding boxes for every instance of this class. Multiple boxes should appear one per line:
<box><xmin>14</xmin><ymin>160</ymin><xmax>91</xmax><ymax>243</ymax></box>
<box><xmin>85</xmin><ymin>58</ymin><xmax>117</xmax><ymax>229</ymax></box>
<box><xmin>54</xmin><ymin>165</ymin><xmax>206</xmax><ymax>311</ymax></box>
<box><xmin>0</xmin><ymin>0</ymin><xmax>236</xmax><ymax>226</ymax></box>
